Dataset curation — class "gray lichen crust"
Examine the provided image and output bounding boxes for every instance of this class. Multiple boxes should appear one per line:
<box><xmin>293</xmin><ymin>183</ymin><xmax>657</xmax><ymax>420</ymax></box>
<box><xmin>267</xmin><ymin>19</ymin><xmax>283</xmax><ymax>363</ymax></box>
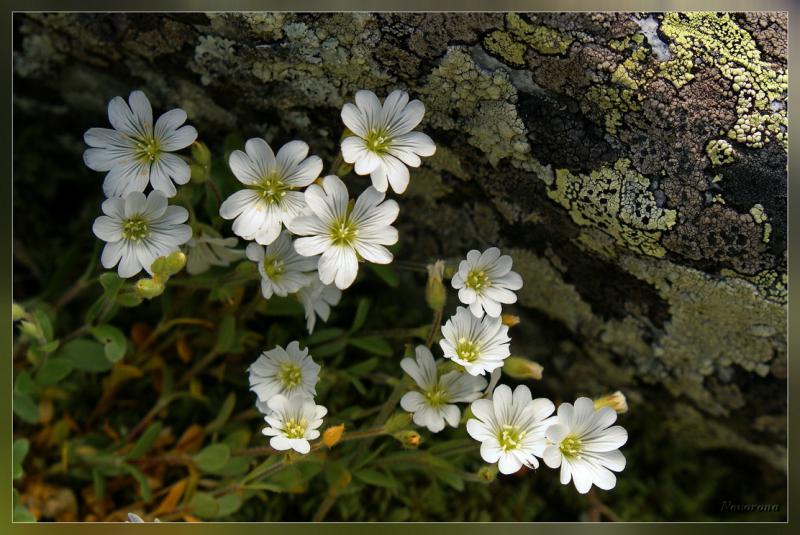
<box><xmin>13</xmin><ymin>12</ymin><xmax>786</xmax><ymax>468</ymax></box>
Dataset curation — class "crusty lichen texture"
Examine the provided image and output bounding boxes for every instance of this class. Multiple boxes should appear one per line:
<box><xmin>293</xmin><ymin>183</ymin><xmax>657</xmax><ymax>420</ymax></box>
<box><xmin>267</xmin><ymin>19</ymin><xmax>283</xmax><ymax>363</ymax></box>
<box><xmin>13</xmin><ymin>11</ymin><xmax>786</xmax><ymax>468</ymax></box>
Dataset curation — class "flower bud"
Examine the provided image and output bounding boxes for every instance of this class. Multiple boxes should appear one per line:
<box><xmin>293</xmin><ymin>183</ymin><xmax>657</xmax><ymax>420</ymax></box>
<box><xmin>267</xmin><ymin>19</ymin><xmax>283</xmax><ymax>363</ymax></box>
<box><xmin>176</xmin><ymin>337</ymin><xmax>192</xmax><ymax>363</ymax></box>
<box><xmin>500</xmin><ymin>314</ymin><xmax>520</xmax><ymax>328</ymax></box>
<box><xmin>163</xmin><ymin>251</ymin><xmax>187</xmax><ymax>277</ymax></box>
<box><xmin>477</xmin><ymin>465</ymin><xmax>497</xmax><ymax>483</ymax></box>
<box><xmin>425</xmin><ymin>260</ymin><xmax>447</xmax><ymax>311</ymax></box>
<box><xmin>383</xmin><ymin>412</ymin><xmax>412</xmax><ymax>433</ymax></box>
<box><xmin>135</xmin><ymin>278</ymin><xmax>165</xmax><ymax>300</ymax></box>
<box><xmin>393</xmin><ymin>430</ymin><xmax>421</xmax><ymax>449</ymax></box>
<box><xmin>336</xmin><ymin>162</ymin><xmax>353</xmax><ymax>177</ymax></box>
<box><xmin>190</xmin><ymin>163</ymin><xmax>208</xmax><ymax>184</ymax></box>
<box><xmin>191</xmin><ymin>141</ymin><xmax>212</xmax><ymax>166</ymax></box>
<box><xmin>323</xmin><ymin>424</ymin><xmax>345</xmax><ymax>448</ymax></box>
<box><xmin>19</xmin><ymin>320</ymin><xmax>44</xmax><ymax>340</ymax></box>
<box><xmin>12</xmin><ymin>303</ymin><xmax>26</xmax><ymax>322</ymax></box>
<box><xmin>594</xmin><ymin>391</ymin><xmax>628</xmax><ymax>414</ymax></box>
<box><xmin>502</xmin><ymin>357</ymin><xmax>543</xmax><ymax>380</ymax></box>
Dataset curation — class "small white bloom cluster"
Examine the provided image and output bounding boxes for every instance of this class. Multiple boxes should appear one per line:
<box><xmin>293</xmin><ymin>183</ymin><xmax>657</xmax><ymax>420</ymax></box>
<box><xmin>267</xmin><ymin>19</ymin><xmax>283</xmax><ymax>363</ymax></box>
<box><xmin>85</xmin><ymin>91</ymin><xmax>244</xmax><ymax>279</ymax></box>
<box><xmin>400</xmin><ymin>247</ymin><xmax>628</xmax><ymax>494</ymax></box>
<box><xmin>249</xmin><ymin>341</ymin><xmax>327</xmax><ymax>455</ymax></box>
<box><xmin>217</xmin><ymin>89</ymin><xmax>435</xmax><ymax>332</ymax></box>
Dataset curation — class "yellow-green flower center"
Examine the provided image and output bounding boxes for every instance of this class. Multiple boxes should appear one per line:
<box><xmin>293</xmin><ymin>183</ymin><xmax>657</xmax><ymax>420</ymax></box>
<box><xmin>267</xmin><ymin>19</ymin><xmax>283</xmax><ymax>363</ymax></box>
<box><xmin>284</xmin><ymin>417</ymin><xmax>307</xmax><ymax>439</ymax></box>
<box><xmin>256</xmin><ymin>173</ymin><xmax>289</xmax><ymax>205</ymax></box>
<box><xmin>277</xmin><ymin>362</ymin><xmax>303</xmax><ymax>389</ymax></box>
<box><xmin>263</xmin><ymin>256</ymin><xmax>284</xmax><ymax>280</ymax></box>
<box><xmin>466</xmin><ymin>269</ymin><xmax>490</xmax><ymax>291</ymax></box>
<box><xmin>560</xmin><ymin>435</ymin><xmax>583</xmax><ymax>459</ymax></box>
<box><xmin>455</xmin><ymin>337</ymin><xmax>480</xmax><ymax>363</ymax></box>
<box><xmin>424</xmin><ymin>385</ymin><xmax>450</xmax><ymax>408</ymax></box>
<box><xmin>134</xmin><ymin>136</ymin><xmax>161</xmax><ymax>163</ymax></box>
<box><xmin>497</xmin><ymin>424</ymin><xmax>526</xmax><ymax>452</ymax></box>
<box><xmin>330</xmin><ymin>218</ymin><xmax>358</xmax><ymax>247</ymax></box>
<box><xmin>122</xmin><ymin>216</ymin><xmax>150</xmax><ymax>242</ymax></box>
<box><xmin>365</xmin><ymin>129</ymin><xmax>391</xmax><ymax>154</ymax></box>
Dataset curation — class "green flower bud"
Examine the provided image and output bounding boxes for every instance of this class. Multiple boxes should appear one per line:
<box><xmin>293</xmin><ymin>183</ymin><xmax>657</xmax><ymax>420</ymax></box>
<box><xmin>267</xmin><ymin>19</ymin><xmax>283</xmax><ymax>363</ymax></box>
<box><xmin>190</xmin><ymin>162</ymin><xmax>209</xmax><ymax>183</ymax></box>
<box><xmin>12</xmin><ymin>302</ymin><xmax>26</xmax><ymax>322</ymax></box>
<box><xmin>393</xmin><ymin>430</ymin><xmax>421</xmax><ymax>449</ymax></box>
<box><xmin>425</xmin><ymin>260</ymin><xmax>447</xmax><ymax>311</ymax></box>
<box><xmin>163</xmin><ymin>251</ymin><xmax>187</xmax><ymax>276</ymax></box>
<box><xmin>477</xmin><ymin>465</ymin><xmax>498</xmax><ymax>483</ymax></box>
<box><xmin>383</xmin><ymin>412</ymin><xmax>412</xmax><ymax>433</ymax></box>
<box><xmin>191</xmin><ymin>141</ymin><xmax>212</xmax><ymax>166</ymax></box>
<box><xmin>19</xmin><ymin>320</ymin><xmax>43</xmax><ymax>340</ymax></box>
<box><xmin>135</xmin><ymin>278</ymin><xmax>165</xmax><ymax>299</ymax></box>
<box><xmin>502</xmin><ymin>356</ymin><xmax>544</xmax><ymax>380</ymax></box>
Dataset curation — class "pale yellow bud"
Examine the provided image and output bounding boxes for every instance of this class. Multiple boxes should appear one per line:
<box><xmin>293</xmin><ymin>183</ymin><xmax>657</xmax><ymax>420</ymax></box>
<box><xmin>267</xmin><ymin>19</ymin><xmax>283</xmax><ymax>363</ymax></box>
<box><xmin>594</xmin><ymin>391</ymin><xmax>628</xmax><ymax>414</ymax></box>
<box><xmin>502</xmin><ymin>357</ymin><xmax>544</xmax><ymax>380</ymax></box>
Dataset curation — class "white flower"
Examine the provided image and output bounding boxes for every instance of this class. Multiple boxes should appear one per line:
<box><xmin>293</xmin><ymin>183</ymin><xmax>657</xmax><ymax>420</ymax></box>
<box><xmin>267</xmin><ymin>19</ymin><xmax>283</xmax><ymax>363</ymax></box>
<box><xmin>543</xmin><ymin>397</ymin><xmax>628</xmax><ymax>494</ymax></box>
<box><xmin>452</xmin><ymin>247</ymin><xmax>523</xmax><ymax>318</ymax></box>
<box><xmin>439</xmin><ymin>306</ymin><xmax>511</xmax><ymax>376</ymax></box>
<box><xmin>341</xmin><ymin>89</ymin><xmax>436</xmax><ymax>194</ymax></box>
<box><xmin>83</xmin><ymin>90</ymin><xmax>197</xmax><ymax>198</ymax></box>
<box><xmin>261</xmin><ymin>393</ymin><xmax>327</xmax><ymax>454</ymax></box>
<box><xmin>400</xmin><ymin>345</ymin><xmax>487</xmax><ymax>433</ymax></box>
<box><xmin>184</xmin><ymin>225</ymin><xmax>244</xmax><ymax>275</ymax></box>
<box><xmin>249</xmin><ymin>340</ymin><xmax>321</xmax><ymax>403</ymax></box>
<box><xmin>246</xmin><ymin>231</ymin><xmax>318</xmax><ymax>298</ymax></box>
<box><xmin>466</xmin><ymin>384</ymin><xmax>556</xmax><ymax>474</ymax></box>
<box><xmin>296</xmin><ymin>277</ymin><xmax>342</xmax><ymax>333</ymax></box>
<box><xmin>287</xmin><ymin>175</ymin><xmax>399</xmax><ymax>290</ymax></box>
<box><xmin>92</xmin><ymin>190</ymin><xmax>192</xmax><ymax>278</ymax></box>
<box><xmin>127</xmin><ymin>513</ymin><xmax>160</xmax><ymax>523</ymax></box>
<box><xmin>219</xmin><ymin>138</ymin><xmax>322</xmax><ymax>245</ymax></box>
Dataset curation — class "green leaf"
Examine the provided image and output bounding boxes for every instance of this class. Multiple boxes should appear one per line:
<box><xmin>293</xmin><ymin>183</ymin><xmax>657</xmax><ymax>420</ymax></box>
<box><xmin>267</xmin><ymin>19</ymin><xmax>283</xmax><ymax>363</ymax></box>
<box><xmin>355</xmin><ymin>468</ymin><xmax>397</xmax><ymax>489</ymax></box>
<box><xmin>214</xmin><ymin>314</ymin><xmax>236</xmax><ymax>352</ymax></box>
<box><xmin>205</xmin><ymin>456</ymin><xmax>250</xmax><ymax>477</ymax></box>
<box><xmin>192</xmin><ymin>443</ymin><xmax>231</xmax><ymax>472</ymax></box>
<box><xmin>368</xmin><ymin>264</ymin><xmax>399</xmax><ymax>287</ymax></box>
<box><xmin>348</xmin><ymin>336</ymin><xmax>393</xmax><ymax>357</ymax></box>
<box><xmin>206</xmin><ymin>393</ymin><xmax>236</xmax><ymax>433</ymax></box>
<box><xmin>347</xmin><ymin>357</ymin><xmax>379</xmax><ymax>377</ymax></box>
<box><xmin>116</xmin><ymin>293</ymin><xmax>143</xmax><ymax>307</ymax></box>
<box><xmin>13</xmin><ymin>439</ymin><xmax>29</xmax><ymax>480</ymax></box>
<box><xmin>242</xmin><ymin>456</ymin><xmax>281</xmax><ymax>483</ymax></box>
<box><xmin>13</xmin><ymin>393</ymin><xmax>38</xmax><ymax>423</ymax></box>
<box><xmin>314</xmin><ymin>336</ymin><xmax>349</xmax><ymax>358</ymax></box>
<box><xmin>125</xmin><ymin>422</ymin><xmax>163</xmax><ymax>461</ymax></box>
<box><xmin>189</xmin><ymin>491</ymin><xmax>219</xmax><ymax>518</ymax></box>
<box><xmin>13</xmin><ymin>496</ymin><xmax>36</xmax><ymax>523</ymax></box>
<box><xmin>349</xmin><ymin>299</ymin><xmax>371</xmax><ymax>333</ymax></box>
<box><xmin>99</xmin><ymin>272</ymin><xmax>124</xmax><ymax>296</ymax></box>
<box><xmin>35</xmin><ymin>357</ymin><xmax>74</xmax><ymax>385</ymax></box>
<box><xmin>57</xmin><ymin>339</ymin><xmax>112</xmax><ymax>372</ymax></box>
<box><xmin>31</xmin><ymin>309</ymin><xmax>53</xmax><ymax>341</ymax></box>
<box><xmin>122</xmin><ymin>464</ymin><xmax>152</xmax><ymax>500</ymax></box>
<box><xmin>436</xmin><ymin>470</ymin><xmax>465</xmax><ymax>491</ymax></box>
<box><xmin>14</xmin><ymin>371</ymin><xmax>34</xmax><ymax>396</ymax></box>
<box><xmin>90</xmin><ymin>324</ymin><xmax>127</xmax><ymax>362</ymax></box>
<box><xmin>304</xmin><ymin>327</ymin><xmax>345</xmax><ymax>347</ymax></box>
<box><xmin>215</xmin><ymin>493</ymin><xmax>244</xmax><ymax>517</ymax></box>
<box><xmin>92</xmin><ymin>469</ymin><xmax>106</xmax><ymax>499</ymax></box>
<box><xmin>37</xmin><ymin>340</ymin><xmax>60</xmax><ymax>354</ymax></box>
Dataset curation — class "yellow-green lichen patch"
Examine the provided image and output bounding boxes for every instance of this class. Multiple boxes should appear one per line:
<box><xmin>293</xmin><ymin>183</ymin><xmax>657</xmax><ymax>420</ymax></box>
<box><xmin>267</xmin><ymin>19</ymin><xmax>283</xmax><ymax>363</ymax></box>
<box><xmin>748</xmin><ymin>203</ymin><xmax>772</xmax><ymax>244</ymax></box>
<box><xmin>482</xmin><ymin>13</ymin><xmax>573</xmax><ymax>66</ymax></box>
<box><xmin>659</xmin><ymin>12</ymin><xmax>787</xmax><ymax>150</ymax></box>
<box><xmin>706</xmin><ymin>139</ymin><xmax>735</xmax><ymax>166</ymax></box>
<box><xmin>420</xmin><ymin>48</ymin><xmax>532</xmax><ymax>170</ymax></box>
<box><xmin>621</xmin><ymin>254</ymin><xmax>786</xmax><ymax>415</ymax></box>
<box><xmin>547</xmin><ymin>159</ymin><xmax>677</xmax><ymax>257</ymax></box>
<box><xmin>723</xmin><ymin>268</ymin><xmax>787</xmax><ymax>305</ymax></box>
